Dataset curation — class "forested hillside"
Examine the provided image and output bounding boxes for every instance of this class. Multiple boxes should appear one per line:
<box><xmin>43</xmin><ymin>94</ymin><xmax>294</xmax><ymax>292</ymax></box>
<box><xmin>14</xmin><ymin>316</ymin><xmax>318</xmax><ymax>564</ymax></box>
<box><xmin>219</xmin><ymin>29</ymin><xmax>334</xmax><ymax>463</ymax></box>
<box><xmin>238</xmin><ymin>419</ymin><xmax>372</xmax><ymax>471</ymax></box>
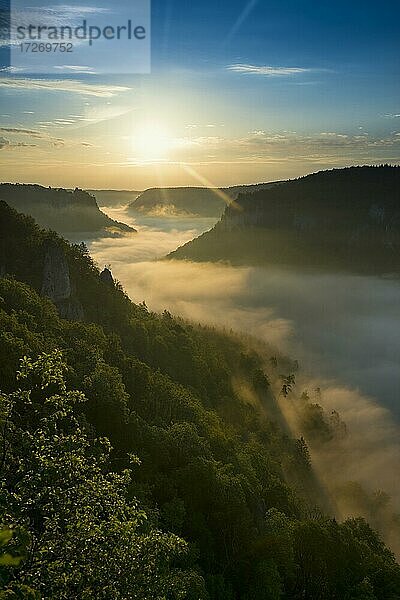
<box><xmin>0</xmin><ymin>184</ymin><xmax>135</xmax><ymax>235</ymax></box>
<box><xmin>129</xmin><ymin>182</ymin><xmax>281</xmax><ymax>218</ymax></box>
<box><xmin>0</xmin><ymin>201</ymin><xmax>399</xmax><ymax>599</ymax></box>
<box><xmin>169</xmin><ymin>166</ymin><xmax>400</xmax><ymax>274</ymax></box>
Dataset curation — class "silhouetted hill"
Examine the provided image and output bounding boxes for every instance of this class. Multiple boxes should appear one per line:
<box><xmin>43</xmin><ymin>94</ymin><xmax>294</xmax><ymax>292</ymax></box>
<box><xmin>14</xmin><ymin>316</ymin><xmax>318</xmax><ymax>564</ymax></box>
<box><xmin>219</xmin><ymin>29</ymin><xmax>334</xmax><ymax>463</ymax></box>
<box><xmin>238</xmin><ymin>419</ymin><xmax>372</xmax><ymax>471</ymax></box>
<box><xmin>87</xmin><ymin>189</ymin><xmax>142</xmax><ymax>207</ymax></box>
<box><xmin>169</xmin><ymin>166</ymin><xmax>400</xmax><ymax>274</ymax></box>
<box><xmin>0</xmin><ymin>183</ymin><xmax>136</xmax><ymax>235</ymax></box>
<box><xmin>129</xmin><ymin>182</ymin><xmax>282</xmax><ymax>217</ymax></box>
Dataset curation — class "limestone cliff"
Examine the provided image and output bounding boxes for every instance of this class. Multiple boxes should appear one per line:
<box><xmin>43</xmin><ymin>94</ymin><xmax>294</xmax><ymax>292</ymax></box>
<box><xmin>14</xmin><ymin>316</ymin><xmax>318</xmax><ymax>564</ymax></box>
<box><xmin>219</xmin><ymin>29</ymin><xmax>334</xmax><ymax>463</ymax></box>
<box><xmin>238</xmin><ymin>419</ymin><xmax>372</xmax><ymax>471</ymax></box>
<box><xmin>42</xmin><ymin>243</ymin><xmax>72</xmax><ymax>303</ymax></box>
<box><xmin>41</xmin><ymin>241</ymin><xmax>84</xmax><ymax>320</ymax></box>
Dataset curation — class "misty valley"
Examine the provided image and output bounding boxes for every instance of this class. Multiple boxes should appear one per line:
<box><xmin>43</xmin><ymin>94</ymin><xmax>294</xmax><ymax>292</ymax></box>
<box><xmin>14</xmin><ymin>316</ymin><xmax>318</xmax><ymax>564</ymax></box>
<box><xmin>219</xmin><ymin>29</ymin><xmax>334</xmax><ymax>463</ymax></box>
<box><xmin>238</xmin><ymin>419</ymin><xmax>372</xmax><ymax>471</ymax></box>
<box><xmin>2</xmin><ymin>0</ymin><xmax>400</xmax><ymax>595</ymax></box>
<box><xmin>0</xmin><ymin>166</ymin><xmax>400</xmax><ymax>598</ymax></box>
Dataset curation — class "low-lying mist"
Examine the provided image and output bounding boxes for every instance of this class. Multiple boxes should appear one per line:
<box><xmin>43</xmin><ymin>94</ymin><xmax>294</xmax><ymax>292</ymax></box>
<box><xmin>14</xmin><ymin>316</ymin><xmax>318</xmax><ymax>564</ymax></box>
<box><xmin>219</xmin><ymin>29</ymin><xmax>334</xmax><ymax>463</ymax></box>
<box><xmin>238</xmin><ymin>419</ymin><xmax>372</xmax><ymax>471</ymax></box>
<box><xmin>91</xmin><ymin>232</ymin><xmax>400</xmax><ymax>415</ymax></box>
<box><xmin>89</xmin><ymin>205</ymin><xmax>400</xmax><ymax>552</ymax></box>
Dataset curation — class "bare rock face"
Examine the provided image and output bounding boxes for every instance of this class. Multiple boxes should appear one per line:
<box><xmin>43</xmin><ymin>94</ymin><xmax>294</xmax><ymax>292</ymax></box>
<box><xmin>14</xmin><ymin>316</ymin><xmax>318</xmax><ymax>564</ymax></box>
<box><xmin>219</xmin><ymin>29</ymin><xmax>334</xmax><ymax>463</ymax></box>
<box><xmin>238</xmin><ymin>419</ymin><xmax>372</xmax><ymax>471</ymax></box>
<box><xmin>41</xmin><ymin>241</ymin><xmax>84</xmax><ymax>320</ymax></box>
<box><xmin>99</xmin><ymin>267</ymin><xmax>114</xmax><ymax>287</ymax></box>
<box><xmin>57</xmin><ymin>297</ymin><xmax>85</xmax><ymax>321</ymax></box>
<box><xmin>42</xmin><ymin>242</ymin><xmax>72</xmax><ymax>303</ymax></box>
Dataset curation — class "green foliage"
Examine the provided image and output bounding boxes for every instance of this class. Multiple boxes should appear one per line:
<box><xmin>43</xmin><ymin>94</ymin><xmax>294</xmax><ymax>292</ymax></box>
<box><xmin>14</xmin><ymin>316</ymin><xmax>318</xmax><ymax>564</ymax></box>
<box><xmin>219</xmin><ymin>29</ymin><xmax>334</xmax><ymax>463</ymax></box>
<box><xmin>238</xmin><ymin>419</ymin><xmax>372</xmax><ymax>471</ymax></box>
<box><xmin>297</xmin><ymin>390</ymin><xmax>348</xmax><ymax>446</ymax></box>
<box><xmin>1</xmin><ymin>202</ymin><xmax>400</xmax><ymax>598</ymax></box>
<box><xmin>0</xmin><ymin>353</ymin><xmax>203</xmax><ymax>599</ymax></box>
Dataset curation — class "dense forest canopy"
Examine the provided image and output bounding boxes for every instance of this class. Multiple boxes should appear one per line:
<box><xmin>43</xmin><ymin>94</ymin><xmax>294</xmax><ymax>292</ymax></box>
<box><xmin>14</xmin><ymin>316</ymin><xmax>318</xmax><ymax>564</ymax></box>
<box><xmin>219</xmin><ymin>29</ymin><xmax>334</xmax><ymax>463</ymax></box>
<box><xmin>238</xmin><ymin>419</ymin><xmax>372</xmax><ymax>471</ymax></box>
<box><xmin>0</xmin><ymin>200</ymin><xmax>399</xmax><ymax>598</ymax></box>
<box><xmin>169</xmin><ymin>166</ymin><xmax>400</xmax><ymax>274</ymax></box>
<box><xmin>0</xmin><ymin>184</ymin><xmax>135</xmax><ymax>235</ymax></box>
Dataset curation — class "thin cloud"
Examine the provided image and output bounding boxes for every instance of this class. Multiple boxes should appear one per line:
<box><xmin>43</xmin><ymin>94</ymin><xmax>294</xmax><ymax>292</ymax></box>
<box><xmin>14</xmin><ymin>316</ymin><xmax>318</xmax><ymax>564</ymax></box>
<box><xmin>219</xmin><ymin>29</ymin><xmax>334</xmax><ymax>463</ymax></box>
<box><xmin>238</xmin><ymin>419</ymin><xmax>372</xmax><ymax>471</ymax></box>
<box><xmin>54</xmin><ymin>66</ymin><xmax>98</xmax><ymax>74</ymax></box>
<box><xmin>0</xmin><ymin>78</ymin><xmax>131</xmax><ymax>97</ymax></box>
<box><xmin>155</xmin><ymin>129</ymin><xmax>400</xmax><ymax>166</ymax></box>
<box><xmin>227</xmin><ymin>64</ymin><xmax>314</xmax><ymax>76</ymax></box>
<box><xmin>0</xmin><ymin>67</ymin><xmax>26</xmax><ymax>73</ymax></box>
<box><xmin>0</xmin><ymin>136</ymin><xmax>37</xmax><ymax>149</ymax></box>
<box><xmin>0</xmin><ymin>126</ymin><xmax>66</xmax><ymax>150</ymax></box>
<box><xmin>35</xmin><ymin>5</ymin><xmax>111</xmax><ymax>15</ymax></box>
<box><xmin>0</xmin><ymin>127</ymin><xmax>44</xmax><ymax>136</ymax></box>
<box><xmin>0</xmin><ymin>127</ymin><xmax>63</xmax><ymax>142</ymax></box>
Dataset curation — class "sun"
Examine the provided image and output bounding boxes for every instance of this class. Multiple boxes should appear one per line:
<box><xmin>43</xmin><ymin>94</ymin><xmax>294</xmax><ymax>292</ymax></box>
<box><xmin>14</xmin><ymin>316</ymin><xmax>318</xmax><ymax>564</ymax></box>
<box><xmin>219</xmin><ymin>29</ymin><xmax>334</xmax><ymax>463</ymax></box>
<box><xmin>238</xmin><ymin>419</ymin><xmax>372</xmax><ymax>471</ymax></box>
<box><xmin>132</xmin><ymin>122</ymin><xmax>173</xmax><ymax>161</ymax></box>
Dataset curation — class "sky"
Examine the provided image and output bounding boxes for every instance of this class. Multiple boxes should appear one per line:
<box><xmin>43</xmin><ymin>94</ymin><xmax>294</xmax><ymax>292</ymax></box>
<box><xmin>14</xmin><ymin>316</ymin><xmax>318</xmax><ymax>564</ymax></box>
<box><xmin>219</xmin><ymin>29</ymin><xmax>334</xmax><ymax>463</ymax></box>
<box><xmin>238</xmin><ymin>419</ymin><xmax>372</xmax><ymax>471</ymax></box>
<box><xmin>0</xmin><ymin>0</ymin><xmax>399</xmax><ymax>188</ymax></box>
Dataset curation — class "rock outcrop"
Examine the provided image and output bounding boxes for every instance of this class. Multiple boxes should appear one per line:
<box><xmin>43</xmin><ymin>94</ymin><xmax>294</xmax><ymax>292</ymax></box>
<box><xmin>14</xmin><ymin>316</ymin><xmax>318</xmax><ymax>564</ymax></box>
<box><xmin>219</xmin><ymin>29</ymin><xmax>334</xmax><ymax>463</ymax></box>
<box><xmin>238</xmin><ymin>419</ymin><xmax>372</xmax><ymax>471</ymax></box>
<box><xmin>42</xmin><ymin>242</ymin><xmax>72</xmax><ymax>303</ymax></box>
<box><xmin>41</xmin><ymin>241</ymin><xmax>84</xmax><ymax>320</ymax></box>
<box><xmin>99</xmin><ymin>267</ymin><xmax>115</xmax><ymax>286</ymax></box>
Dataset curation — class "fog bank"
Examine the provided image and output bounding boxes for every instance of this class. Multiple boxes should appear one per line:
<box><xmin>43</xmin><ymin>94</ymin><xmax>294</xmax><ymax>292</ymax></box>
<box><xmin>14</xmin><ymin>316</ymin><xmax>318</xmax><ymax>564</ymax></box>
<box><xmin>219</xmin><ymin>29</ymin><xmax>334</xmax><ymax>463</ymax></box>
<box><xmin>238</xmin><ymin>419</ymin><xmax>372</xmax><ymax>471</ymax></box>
<box><xmin>89</xmin><ymin>208</ymin><xmax>400</xmax><ymax>537</ymax></box>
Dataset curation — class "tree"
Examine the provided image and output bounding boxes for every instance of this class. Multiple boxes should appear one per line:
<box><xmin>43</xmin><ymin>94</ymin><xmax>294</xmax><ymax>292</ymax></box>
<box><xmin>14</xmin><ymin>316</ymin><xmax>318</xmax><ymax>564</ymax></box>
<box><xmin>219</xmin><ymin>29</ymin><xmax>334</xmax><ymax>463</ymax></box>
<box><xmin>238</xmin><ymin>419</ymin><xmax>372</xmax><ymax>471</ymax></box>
<box><xmin>0</xmin><ymin>351</ymin><xmax>205</xmax><ymax>599</ymax></box>
<box><xmin>280</xmin><ymin>374</ymin><xmax>296</xmax><ymax>398</ymax></box>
